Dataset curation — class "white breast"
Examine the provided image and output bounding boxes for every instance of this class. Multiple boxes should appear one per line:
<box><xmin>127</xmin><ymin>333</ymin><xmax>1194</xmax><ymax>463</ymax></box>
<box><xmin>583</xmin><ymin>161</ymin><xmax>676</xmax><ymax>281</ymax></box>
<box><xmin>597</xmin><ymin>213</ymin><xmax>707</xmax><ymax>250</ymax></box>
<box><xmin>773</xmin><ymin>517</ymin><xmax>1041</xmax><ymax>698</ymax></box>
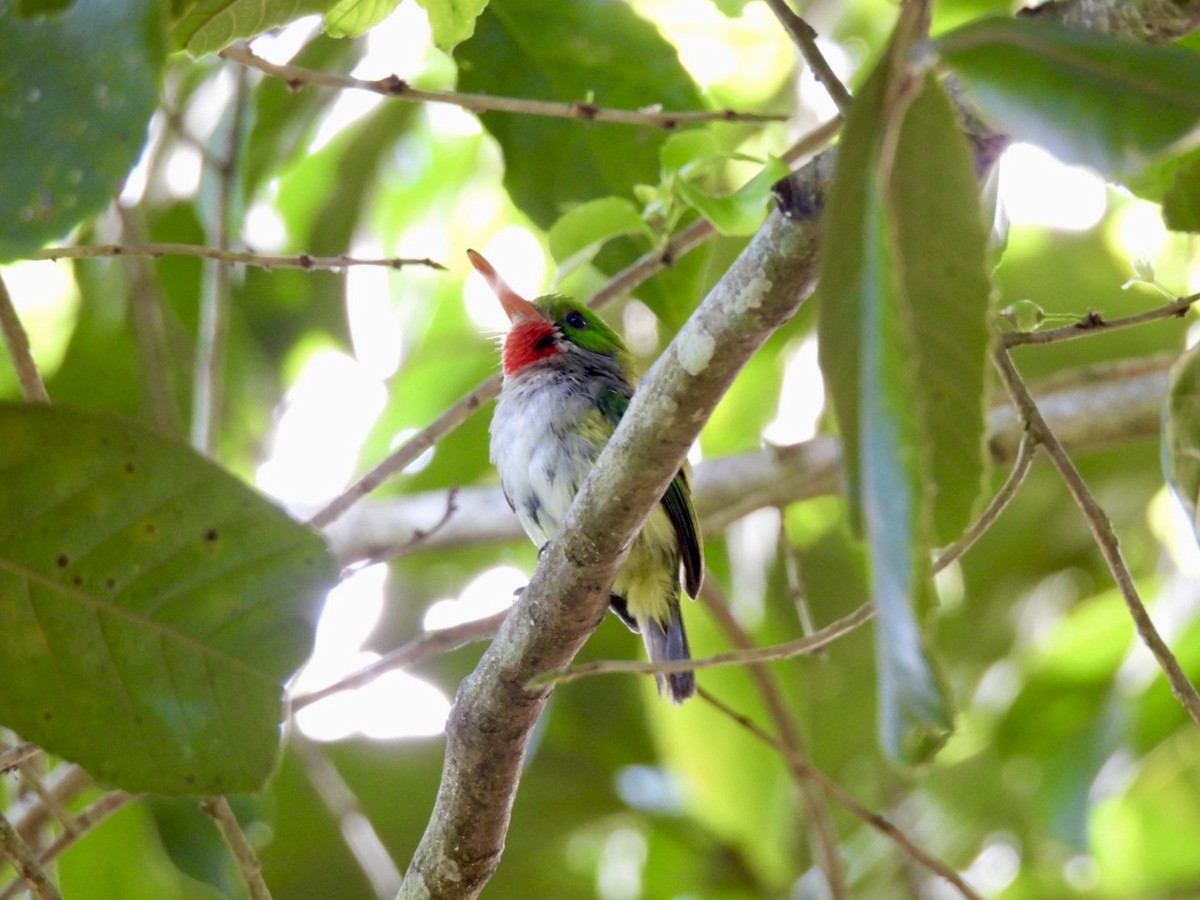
<box><xmin>489</xmin><ymin>370</ymin><xmax>603</xmax><ymax>548</ymax></box>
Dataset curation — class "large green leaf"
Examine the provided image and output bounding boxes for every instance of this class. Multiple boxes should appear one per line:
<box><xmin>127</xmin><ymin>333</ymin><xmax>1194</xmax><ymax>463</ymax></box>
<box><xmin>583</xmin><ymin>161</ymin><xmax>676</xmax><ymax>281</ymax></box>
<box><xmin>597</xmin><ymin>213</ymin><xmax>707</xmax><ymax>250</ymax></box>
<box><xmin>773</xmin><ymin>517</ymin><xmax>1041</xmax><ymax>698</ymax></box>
<box><xmin>0</xmin><ymin>0</ymin><xmax>165</xmax><ymax>261</ymax></box>
<box><xmin>937</xmin><ymin>17</ymin><xmax>1200</xmax><ymax>178</ymax></box>
<box><xmin>0</xmin><ymin>405</ymin><xmax>337</xmax><ymax>794</ymax></box>
<box><xmin>816</xmin><ymin>52</ymin><xmax>990</xmax><ymax>761</ymax></box>
<box><xmin>455</xmin><ymin>0</ymin><xmax>703</xmax><ymax>229</ymax></box>
<box><xmin>889</xmin><ymin>75</ymin><xmax>992</xmax><ymax>544</ymax></box>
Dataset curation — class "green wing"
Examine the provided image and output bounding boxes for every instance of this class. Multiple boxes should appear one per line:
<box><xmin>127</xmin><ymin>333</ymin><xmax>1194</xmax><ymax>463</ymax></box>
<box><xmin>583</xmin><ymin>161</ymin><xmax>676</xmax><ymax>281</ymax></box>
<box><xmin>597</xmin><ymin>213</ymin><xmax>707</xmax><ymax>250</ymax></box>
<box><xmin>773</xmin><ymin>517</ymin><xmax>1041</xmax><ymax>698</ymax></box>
<box><xmin>600</xmin><ymin>391</ymin><xmax>704</xmax><ymax>596</ymax></box>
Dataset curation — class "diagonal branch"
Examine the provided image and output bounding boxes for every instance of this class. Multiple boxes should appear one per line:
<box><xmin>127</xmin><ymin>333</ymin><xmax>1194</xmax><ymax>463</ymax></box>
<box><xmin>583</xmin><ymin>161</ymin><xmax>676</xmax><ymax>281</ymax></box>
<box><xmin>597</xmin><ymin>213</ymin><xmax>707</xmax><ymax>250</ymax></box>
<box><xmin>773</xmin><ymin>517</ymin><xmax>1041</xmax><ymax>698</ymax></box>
<box><xmin>398</xmin><ymin>197</ymin><xmax>828</xmax><ymax>898</ymax></box>
<box><xmin>993</xmin><ymin>346</ymin><xmax>1200</xmax><ymax>727</ymax></box>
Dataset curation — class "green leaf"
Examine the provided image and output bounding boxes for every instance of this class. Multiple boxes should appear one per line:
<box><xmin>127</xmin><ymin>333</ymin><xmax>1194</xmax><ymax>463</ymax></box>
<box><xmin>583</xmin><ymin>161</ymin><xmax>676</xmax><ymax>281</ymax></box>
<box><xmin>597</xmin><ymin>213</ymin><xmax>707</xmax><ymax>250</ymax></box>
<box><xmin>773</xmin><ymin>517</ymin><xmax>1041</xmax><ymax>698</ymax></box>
<box><xmin>675</xmin><ymin>156</ymin><xmax>790</xmax><ymax>236</ymax></box>
<box><xmin>1164</xmin><ymin>152</ymin><xmax>1200</xmax><ymax>233</ymax></box>
<box><xmin>817</xmin><ymin>60</ymin><xmax>977</xmax><ymax>762</ymax></box>
<box><xmin>325</xmin><ymin>0</ymin><xmax>401</xmax><ymax>37</ymax></box>
<box><xmin>415</xmin><ymin>0</ymin><xmax>488</xmax><ymax>51</ymax></box>
<box><xmin>0</xmin><ymin>404</ymin><xmax>338</xmax><ymax>794</ymax></box>
<box><xmin>888</xmin><ymin>77</ymin><xmax>991</xmax><ymax>544</ymax></box>
<box><xmin>936</xmin><ymin>17</ymin><xmax>1200</xmax><ymax>178</ymax></box>
<box><xmin>455</xmin><ymin>0</ymin><xmax>703</xmax><ymax>229</ymax></box>
<box><xmin>547</xmin><ymin>197</ymin><xmax>648</xmax><ymax>270</ymax></box>
<box><xmin>0</xmin><ymin>0</ymin><xmax>165</xmax><ymax>261</ymax></box>
<box><xmin>1164</xmin><ymin>344</ymin><xmax>1200</xmax><ymax>533</ymax></box>
<box><xmin>173</xmin><ymin>0</ymin><xmax>330</xmax><ymax>56</ymax></box>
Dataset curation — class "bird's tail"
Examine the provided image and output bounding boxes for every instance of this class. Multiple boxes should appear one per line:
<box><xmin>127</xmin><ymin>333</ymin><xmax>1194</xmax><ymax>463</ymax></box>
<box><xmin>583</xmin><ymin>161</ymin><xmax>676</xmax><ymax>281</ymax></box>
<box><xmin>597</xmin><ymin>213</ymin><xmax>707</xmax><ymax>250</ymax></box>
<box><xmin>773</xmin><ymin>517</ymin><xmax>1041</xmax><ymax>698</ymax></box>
<box><xmin>642</xmin><ymin>604</ymin><xmax>695</xmax><ymax>704</ymax></box>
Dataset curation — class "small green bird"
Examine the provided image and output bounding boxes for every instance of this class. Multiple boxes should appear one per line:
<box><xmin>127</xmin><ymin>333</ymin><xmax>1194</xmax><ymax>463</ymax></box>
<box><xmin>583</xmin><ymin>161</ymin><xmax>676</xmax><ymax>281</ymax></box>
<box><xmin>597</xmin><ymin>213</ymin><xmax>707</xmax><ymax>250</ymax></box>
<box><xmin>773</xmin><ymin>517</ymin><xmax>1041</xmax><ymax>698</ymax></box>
<box><xmin>469</xmin><ymin>249</ymin><xmax>703</xmax><ymax>703</ymax></box>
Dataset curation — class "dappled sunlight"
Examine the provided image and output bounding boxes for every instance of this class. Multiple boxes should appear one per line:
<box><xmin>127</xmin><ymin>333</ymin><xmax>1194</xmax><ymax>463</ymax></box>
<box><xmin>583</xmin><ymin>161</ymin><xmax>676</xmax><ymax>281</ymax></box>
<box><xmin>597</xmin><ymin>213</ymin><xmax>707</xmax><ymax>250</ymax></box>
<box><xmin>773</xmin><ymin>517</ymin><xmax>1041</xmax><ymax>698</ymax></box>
<box><xmin>999</xmin><ymin>142</ymin><xmax>1107</xmax><ymax>231</ymax></box>
<box><xmin>423</xmin><ymin>565</ymin><xmax>524</xmax><ymax>630</ymax></box>
<box><xmin>762</xmin><ymin>334</ymin><xmax>824</xmax><ymax>445</ymax></box>
<box><xmin>256</xmin><ymin>347</ymin><xmax>387</xmax><ymax>506</ymax></box>
<box><xmin>293</xmin><ymin>564</ymin><xmax>452</xmax><ymax>741</ymax></box>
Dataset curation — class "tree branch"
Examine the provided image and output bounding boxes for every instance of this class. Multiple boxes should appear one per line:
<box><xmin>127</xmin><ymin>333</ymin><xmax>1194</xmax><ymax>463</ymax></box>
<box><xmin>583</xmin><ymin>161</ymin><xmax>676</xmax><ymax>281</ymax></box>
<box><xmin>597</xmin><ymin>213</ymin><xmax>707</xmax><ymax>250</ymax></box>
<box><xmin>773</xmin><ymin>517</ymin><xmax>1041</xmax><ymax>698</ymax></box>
<box><xmin>31</xmin><ymin>243</ymin><xmax>445</xmax><ymax>272</ymax></box>
<box><xmin>220</xmin><ymin>44</ymin><xmax>784</xmax><ymax>128</ymax></box>
<box><xmin>398</xmin><ymin>194</ymin><xmax>827</xmax><ymax>897</ymax></box>
<box><xmin>993</xmin><ymin>347</ymin><xmax>1200</xmax><ymax>727</ymax></box>
<box><xmin>0</xmin><ymin>274</ymin><xmax>50</xmax><ymax>404</ymax></box>
<box><xmin>202</xmin><ymin>797</ymin><xmax>273</xmax><ymax>900</ymax></box>
<box><xmin>324</xmin><ymin>357</ymin><xmax>1171</xmax><ymax>563</ymax></box>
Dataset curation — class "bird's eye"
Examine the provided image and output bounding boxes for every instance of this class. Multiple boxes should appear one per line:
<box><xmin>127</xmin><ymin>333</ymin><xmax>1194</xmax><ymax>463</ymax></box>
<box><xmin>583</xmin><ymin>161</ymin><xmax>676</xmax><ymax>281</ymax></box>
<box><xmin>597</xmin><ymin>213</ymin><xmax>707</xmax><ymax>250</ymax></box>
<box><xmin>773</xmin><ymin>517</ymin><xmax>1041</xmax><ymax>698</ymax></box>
<box><xmin>565</xmin><ymin>310</ymin><xmax>587</xmax><ymax>329</ymax></box>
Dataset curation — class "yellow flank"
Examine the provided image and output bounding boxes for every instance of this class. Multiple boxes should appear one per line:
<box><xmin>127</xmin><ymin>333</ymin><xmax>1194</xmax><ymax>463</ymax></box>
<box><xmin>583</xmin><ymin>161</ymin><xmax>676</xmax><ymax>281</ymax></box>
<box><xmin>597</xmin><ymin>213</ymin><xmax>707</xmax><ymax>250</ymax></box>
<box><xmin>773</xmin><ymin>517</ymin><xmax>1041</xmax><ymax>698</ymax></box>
<box><xmin>613</xmin><ymin>504</ymin><xmax>681</xmax><ymax>628</ymax></box>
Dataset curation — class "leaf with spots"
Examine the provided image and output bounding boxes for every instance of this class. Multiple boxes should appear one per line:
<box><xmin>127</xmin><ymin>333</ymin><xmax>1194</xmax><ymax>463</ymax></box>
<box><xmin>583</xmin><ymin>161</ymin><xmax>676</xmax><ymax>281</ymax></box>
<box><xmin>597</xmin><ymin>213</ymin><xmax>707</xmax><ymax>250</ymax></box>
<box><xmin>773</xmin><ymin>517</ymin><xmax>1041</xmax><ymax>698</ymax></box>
<box><xmin>0</xmin><ymin>404</ymin><xmax>338</xmax><ymax>795</ymax></box>
<box><xmin>0</xmin><ymin>0</ymin><xmax>165</xmax><ymax>261</ymax></box>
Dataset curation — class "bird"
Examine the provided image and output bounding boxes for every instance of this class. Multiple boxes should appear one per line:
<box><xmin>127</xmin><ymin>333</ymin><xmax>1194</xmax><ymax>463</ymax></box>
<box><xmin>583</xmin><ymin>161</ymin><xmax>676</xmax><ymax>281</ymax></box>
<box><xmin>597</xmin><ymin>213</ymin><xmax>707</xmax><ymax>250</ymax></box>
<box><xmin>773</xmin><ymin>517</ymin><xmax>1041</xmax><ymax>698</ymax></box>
<box><xmin>468</xmin><ymin>248</ymin><xmax>703</xmax><ymax>703</ymax></box>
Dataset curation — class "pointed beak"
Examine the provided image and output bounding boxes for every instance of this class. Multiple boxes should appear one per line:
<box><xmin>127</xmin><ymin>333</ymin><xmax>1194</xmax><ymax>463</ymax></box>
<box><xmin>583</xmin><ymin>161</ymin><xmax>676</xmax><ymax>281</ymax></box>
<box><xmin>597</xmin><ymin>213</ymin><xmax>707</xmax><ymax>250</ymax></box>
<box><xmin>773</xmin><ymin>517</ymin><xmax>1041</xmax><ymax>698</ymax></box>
<box><xmin>466</xmin><ymin>249</ymin><xmax>544</xmax><ymax>324</ymax></box>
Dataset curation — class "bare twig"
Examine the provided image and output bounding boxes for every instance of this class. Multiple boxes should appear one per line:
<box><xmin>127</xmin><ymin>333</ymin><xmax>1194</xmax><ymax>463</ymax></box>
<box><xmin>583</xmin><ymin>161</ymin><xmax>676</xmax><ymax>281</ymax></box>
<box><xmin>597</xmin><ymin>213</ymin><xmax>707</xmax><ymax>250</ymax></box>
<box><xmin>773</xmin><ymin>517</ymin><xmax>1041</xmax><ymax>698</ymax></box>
<box><xmin>699</xmin><ymin>689</ymin><xmax>982</xmax><ymax>900</ymax></box>
<box><xmin>356</xmin><ymin>488</ymin><xmax>461</xmax><ymax>568</ymax></box>
<box><xmin>698</xmin><ymin>581</ymin><xmax>847</xmax><ymax>899</ymax></box>
<box><xmin>0</xmin><ymin>744</ymin><xmax>39</xmax><ymax>775</ymax></box>
<box><xmin>933</xmin><ymin>431</ymin><xmax>1038</xmax><ymax>573</ymax></box>
<box><xmin>763</xmin><ymin>0</ymin><xmax>853</xmax><ymax>113</ymax></box>
<box><xmin>191</xmin><ymin>64</ymin><xmax>249</xmax><ymax>454</ymax></box>
<box><xmin>291</xmin><ymin>608</ymin><xmax>510</xmax><ymax>712</ymax></box>
<box><xmin>0</xmin><ymin>274</ymin><xmax>50</xmax><ymax>404</ymax></box>
<box><xmin>22</xmin><ymin>793</ymin><xmax>134</xmax><ymax>886</ymax></box>
<box><xmin>1002</xmin><ymin>292</ymin><xmax>1198</xmax><ymax>347</ymax></box>
<box><xmin>531</xmin><ymin>600</ymin><xmax>874</xmax><ymax>688</ymax></box>
<box><xmin>15</xmin><ymin>764</ymin><xmax>77</xmax><ymax>838</ymax></box>
<box><xmin>993</xmin><ymin>347</ymin><xmax>1200</xmax><ymax>727</ymax></box>
<box><xmin>31</xmin><ymin>243</ymin><xmax>445</xmax><ymax>272</ymax></box>
<box><xmin>202</xmin><ymin>797</ymin><xmax>273</xmax><ymax>900</ymax></box>
<box><xmin>779</xmin><ymin>513</ymin><xmax>819</xmax><ymax>638</ymax></box>
<box><xmin>117</xmin><ymin>208</ymin><xmax>185</xmax><ymax>435</ymax></box>
<box><xmin>292</xmin><ymin>737</ymin><xmax>403</xmax><ymax>899</ymax></box>
<box><xmin>0</xmin><ymin>809</ymin><xmax>60</xmax><ymax>900</ymax></box>
<box><xmin>220</xmin><ymin>44</ymin><xmax>784</xmax><ymax>128</ymax></box>
<box><xmin>325</xmin><ymin>357</ymin><xmax>1170</xmax><ymax>563</ymax></box>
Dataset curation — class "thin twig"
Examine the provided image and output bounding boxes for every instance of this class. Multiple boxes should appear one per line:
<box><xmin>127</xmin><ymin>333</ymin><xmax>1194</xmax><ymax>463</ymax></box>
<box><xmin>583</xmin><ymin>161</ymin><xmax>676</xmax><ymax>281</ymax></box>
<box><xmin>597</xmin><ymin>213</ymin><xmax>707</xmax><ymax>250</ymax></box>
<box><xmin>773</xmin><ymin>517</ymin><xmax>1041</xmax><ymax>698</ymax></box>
<box><xmin>356</xmin><ymin>488</ymin><xmax>461</xmax><ymax>568</ymax></box>
<box><xmin>220</xmin><ymin>44</ymin><xmax>784</xmax><ymax>128</ymax></box>
<box><xmin>118</xmin><ymin>207</ymin><xmax>185</xmax><ymax>435</ymax></box>
<box><xmin>292</xmin><ymin>737</ymin><xmax>402</xmax><ymax>899</ymax></box>
<box><xmin>993</xmin><ymin>346</ymin><xmax>1200</xmax><ymax>727</ymax></box>
<box><xmin>0</xmin><ymin>744</ymin><xmax>39</xmax><ymax>775</ymax></box>
<box><xmin>699</xmin><ymin>688</ymin><xmax>982</xmax><ymax>900</ymax></box>
<box><xmin>698</xmin><ymin>582</ymin><xmax>847</xmax><ymax>899</ymax></box>
<box><xmin>763</xmin><ymin>0</ymin><xmax>853</xmax><ymax>113</ymax></box>
<box><xmin>291</xmin><ymin>608</ymin><xmax>511</xmax><ymax>712</ymax></box>
<box><xmin>191</xmin><ymin>64</ymin><xmax>250</xmax><ymax>454</ymax></box>
<box><xmin>779</xmin><ymin>513</ymin><xmax>819</xmax><ymax>639</ymax></box>
<box><xmin>0</xmin><ymin>809</ymin><xmax>61</xmax><ymax>900</ymax></box>
<box><xmin>532</xmin><ymin>600</ymin><xmax>874</xmax><ymax>688</ymax></box>
<box><xmin>20</xmin><ymin>793</ymin><xmax>134</xmax><ymax>892</ymax></box>
<box><xmin>202</xmin><ymin>797</ymin><xmax>273</xmax><ymax>900</ymax></box>
<box><xmin>0</xmin><ymin>274</ymin><xmax>50</xmax><ymax>404</ymax></box>
<box><xmin>933</xmin><ymin>431</ymin><xmax>1038</xmax><ymax>573</ymax></box>
<box><xmin>1002</xmin><ymin>292</ymin><xmax>1199</xmax><ymax>347</ymax></box>
<box><xmin>31</xmin><ymin>243</ymin><xmax>445</xmax><ymax>272</ymax></box>
<box><xmin>15</xmin><ymin>764</ymin><xmax>77</xmax><ymax>838</ymax></box>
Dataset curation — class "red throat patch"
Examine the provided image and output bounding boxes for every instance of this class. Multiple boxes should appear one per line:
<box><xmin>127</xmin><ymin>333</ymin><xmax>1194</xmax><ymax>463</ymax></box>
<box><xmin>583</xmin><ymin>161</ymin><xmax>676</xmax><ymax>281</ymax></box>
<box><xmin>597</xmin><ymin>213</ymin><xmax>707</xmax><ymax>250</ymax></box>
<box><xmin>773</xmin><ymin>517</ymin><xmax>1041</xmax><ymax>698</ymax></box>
<box><xmin>503</xmin><ymin>319</ymin><xmax>560</xmax><ymax>374</ymax></box>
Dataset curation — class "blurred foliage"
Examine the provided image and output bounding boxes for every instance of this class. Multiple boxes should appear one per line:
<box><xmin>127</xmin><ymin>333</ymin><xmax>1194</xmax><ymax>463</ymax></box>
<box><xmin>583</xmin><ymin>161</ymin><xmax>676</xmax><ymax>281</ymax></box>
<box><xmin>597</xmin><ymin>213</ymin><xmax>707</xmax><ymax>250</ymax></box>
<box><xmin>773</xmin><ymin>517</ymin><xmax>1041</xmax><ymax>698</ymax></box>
<box><xmin>2</xmin><ymin>0</ymin><xmax>1200</xmax><ymax>898</ymax></box>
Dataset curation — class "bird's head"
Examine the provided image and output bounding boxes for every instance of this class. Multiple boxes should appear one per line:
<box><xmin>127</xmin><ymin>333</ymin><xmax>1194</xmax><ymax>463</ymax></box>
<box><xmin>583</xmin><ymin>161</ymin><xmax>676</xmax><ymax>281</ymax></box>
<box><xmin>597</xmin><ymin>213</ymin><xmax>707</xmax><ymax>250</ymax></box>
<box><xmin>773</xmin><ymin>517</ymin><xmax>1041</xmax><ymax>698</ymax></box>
<box><xmin>467</xmin><ymin>249</ymin><xmax>631</xmax><ymax>376</ymax></box>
